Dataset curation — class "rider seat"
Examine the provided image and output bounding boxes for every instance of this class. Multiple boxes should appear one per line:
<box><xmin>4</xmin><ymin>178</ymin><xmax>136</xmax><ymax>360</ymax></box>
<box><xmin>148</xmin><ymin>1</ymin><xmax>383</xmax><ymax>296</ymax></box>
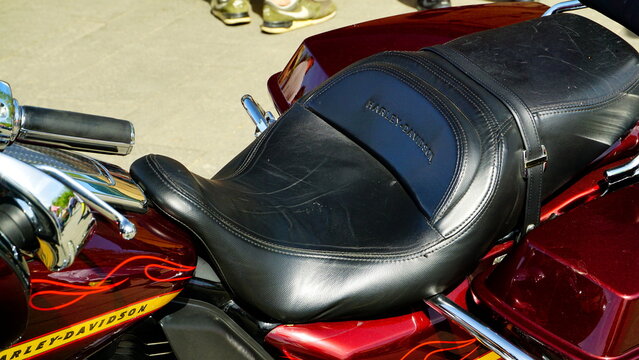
<box><xmin>131</xmin><ymin>14</ymin><xmax>639</xmax><ymax>323</ymax></box>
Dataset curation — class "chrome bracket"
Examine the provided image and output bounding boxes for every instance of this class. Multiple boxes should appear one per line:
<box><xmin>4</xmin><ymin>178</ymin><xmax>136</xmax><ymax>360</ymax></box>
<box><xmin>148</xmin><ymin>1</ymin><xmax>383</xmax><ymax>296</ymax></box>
<box><xmin>605</xmin><ymin>155</ymin><xmax>639</xmax><ymax>188</ymax></box>
<box><xmin>523</xmin><ymin>145</ymin><xmax>548</xmax><ymax>177</ymax></box>
<box><xmin>241</xmin><ymin>95</ymin><xmax>277</xmax><ymax>137</ymax></box>
<box><xmin>427</xmin><ymin>295</ymin><xmax>535</xmax><ymax>360</ymax></box>
<box><xmin>542</xmin><ymin>1</ymin><xmax>585</xmax><ymax>16</ymax></box>
<box><xmin>35</xmin><ymin>165</ymin><xmax>137</xmax><ymax>240</ymax></box>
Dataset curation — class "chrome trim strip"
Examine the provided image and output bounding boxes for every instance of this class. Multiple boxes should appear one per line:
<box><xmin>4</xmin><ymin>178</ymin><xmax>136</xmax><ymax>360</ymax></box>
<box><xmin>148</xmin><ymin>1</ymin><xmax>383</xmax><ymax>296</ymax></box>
<box><xmin>542</xmin><ymin>1</ymin><xmax>585</xmax><ymax>16</ymax></box>
<box><xmin>427</xmin><ymin>295</ymin><xmax>535</xmax><ymax>360</ymax></box>
<box><xmin>36</xmin><ymin>165</ymin><xmax>137</xmax><ymax>240</ymax></box>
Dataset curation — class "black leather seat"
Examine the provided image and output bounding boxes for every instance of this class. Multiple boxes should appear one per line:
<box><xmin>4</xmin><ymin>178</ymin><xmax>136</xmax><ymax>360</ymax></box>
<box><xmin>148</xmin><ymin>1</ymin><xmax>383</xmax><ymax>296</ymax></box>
<box><xmin>131</xmin><ymin>14</ymin><xmax>639</xmax><ymax>323</ymax></box>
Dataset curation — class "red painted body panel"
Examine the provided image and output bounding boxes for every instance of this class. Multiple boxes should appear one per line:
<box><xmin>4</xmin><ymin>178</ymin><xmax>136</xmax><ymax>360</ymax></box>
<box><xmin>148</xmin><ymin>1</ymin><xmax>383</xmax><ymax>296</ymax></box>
<box><xmin>268</xmin><ymin>3</ymin><xmax>549</xmax><ymax>113</ymax></box>
<box><xmin>473</xmin><ymin>181</ymin><xmax>639</xmax><ymax>359</ymax></box>
<box><xmin>0</xmin><ymin>255</ymin><xmax>28</xmax><ymax>348</ymax></box>
<box><xmin>12</xmin><ymin>208</ymin><xmax>196</xmax><ymax>360</ymax></box>
<box><xmin>266</xmin><ymin>310</ymin><xmax>494</xmax><ymax>360</ymax></box>
<box><xmin>264</xmin><ymin>241</ymin><xmax>515</xmax><ymax>360</ymax></box>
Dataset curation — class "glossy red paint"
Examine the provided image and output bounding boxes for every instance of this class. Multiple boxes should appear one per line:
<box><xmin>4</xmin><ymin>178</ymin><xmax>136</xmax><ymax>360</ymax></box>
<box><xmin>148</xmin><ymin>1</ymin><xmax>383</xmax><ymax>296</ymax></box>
<box><xmin>473</xmin><ymin>182</ymin><xmax>639</xmax><ymax>359</ymax></box>
<box><xmin>264</xmin><ymin>247</ymin><xmax>512</xmax><ymax>360</ymax></box>
<box><xmin>12</xmin><ymin>208</ymin><xmax>196</xmax><ymax>360</ymax></box>
<box><xmin>29</xmin><ymin>255</ymin><xmax>195</xmax><ymax>311</ymax></box>
<box><xmin>268</xmin><ymin>3</ymin><xmax>549</xmax><ymax>113</ymax></box>
<box><xmin>540</xmin><ymin>122</ymin><xmax>639</xmax><ymax>222</ymax></box>
<box><xmin>266</xmin><ymin>311</ymin><xmax>495</xmax><ymax>360</ymax></box>
<box><xmin>0</xmin><ymin>253</ymin><xmax>28</xmax><ymax>348</ymax></box>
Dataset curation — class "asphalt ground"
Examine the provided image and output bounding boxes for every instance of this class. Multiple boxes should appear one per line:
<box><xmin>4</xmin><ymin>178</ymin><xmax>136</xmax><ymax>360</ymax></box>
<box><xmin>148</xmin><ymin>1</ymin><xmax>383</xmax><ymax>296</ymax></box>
<box><xmin>0</xmin><ymin>0</ymin><xmax>636</xmax><ymax>176</ymax></box>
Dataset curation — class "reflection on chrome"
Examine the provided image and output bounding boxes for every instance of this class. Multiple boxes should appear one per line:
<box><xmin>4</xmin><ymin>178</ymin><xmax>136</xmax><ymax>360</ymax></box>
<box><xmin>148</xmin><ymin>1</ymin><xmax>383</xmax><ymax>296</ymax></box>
<box><xmin>0</xmin><ymin>153</ymin><xmax>95</xmax><ymax>271</ymax></box>
<box><xmin>36</xmin><ymin>165</ymin><xmax>137</xmax><ymax>241</ymax></box>
<box><xmin>0</xmin><ymin>81</ymin><xmax>21</xmax><ymax>150</ymax></box>
<box><xmin>4</xmin><ymin>143</ymin><xmax>147</xmax><ymax>211</ymax></box>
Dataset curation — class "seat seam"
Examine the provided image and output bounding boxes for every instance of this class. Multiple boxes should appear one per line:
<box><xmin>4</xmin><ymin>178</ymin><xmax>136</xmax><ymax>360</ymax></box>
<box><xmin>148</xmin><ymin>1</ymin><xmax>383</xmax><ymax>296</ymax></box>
<box><xmin>146</xmin><ymin>155</ymin><xmax>447</xmax><ymax>262</ymax></box>
<box><xmin>307</xmin><ymin>62</ymin><xmax>466</xmax><ymax>220</ymax></box>
<box><xmin>392</xmin><ymin>52</ymin><xmax>501</xmax><ymax>223</ymax></box>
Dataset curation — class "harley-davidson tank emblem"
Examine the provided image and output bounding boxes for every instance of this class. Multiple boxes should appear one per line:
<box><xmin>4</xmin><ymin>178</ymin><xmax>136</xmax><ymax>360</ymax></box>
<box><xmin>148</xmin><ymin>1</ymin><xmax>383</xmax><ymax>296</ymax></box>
<box><xmin>0</xmin><ymin>291</ymin><xmax>179</xmax><ymax>360</ymax></box>
<box><xmin>364</xmin><ymin>99</ymin><xmax>434</xmax><ymax>163</ymax></box>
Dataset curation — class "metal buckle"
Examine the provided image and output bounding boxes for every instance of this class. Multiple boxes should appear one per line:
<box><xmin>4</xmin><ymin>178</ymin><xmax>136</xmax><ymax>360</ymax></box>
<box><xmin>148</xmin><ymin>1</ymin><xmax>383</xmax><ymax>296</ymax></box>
<box><xmin>523</xmin><ymin>145</ymin><xmax>548</xmax><ymax>177</ymax></box>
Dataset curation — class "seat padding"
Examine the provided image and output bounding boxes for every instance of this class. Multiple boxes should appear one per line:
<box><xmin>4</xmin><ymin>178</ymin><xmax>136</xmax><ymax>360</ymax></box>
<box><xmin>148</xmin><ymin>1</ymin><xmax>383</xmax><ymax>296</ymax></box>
<box><xmin>131</xmin><ymin>14</ymin><xmax>639</xmax><ymax>323</ymax></box>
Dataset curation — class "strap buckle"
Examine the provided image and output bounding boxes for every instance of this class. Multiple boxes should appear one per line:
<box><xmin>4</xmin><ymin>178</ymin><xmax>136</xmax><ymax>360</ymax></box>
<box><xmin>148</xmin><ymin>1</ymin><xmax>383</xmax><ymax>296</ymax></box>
<box><xmin>523</xmin><ymin>145</ymin><xmax>548</xmax><ymax>177</ymax></box>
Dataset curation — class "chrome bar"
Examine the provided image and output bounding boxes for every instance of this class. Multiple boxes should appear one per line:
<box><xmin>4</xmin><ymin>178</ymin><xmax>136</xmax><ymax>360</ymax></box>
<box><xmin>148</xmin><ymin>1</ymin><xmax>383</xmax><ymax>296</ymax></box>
<box><xmin>241</xmin><ymin>94</ymin><xmax>277</xmax><ymax>137</ymax></box>
<box><xmin>427</xmin><ymin>295</ymin><xmax>535</xmax><ymax>360</ymax></box>
<box><xmin>36</xmin><ymin>165</ymin><xmax>137</xmax><ymax>240</ymax></box>
<box><xmin>543</xmin><ymin>1</ymin><xmax>585</xmax><ymax>16</ymax></box>
<box><xmin>605</xmin><ymin>155</ymin><xmax>639</xmax><ymax>183</ymax></box>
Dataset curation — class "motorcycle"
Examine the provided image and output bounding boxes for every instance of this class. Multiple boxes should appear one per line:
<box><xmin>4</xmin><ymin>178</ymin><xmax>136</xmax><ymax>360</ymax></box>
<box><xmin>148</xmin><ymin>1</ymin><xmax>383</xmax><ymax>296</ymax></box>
<box><xmin>0</xmin><ymin>0</ymin><xmax>638</xmax><ymax>359</ymax></box>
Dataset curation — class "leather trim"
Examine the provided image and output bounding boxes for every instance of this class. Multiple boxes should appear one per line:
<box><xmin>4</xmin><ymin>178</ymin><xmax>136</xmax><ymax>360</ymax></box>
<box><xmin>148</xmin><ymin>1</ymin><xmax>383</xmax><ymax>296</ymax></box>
<box><xmin>426</xmin><ymin>45</ymin><xmax>545</xmax><ymax>234</ymax></box>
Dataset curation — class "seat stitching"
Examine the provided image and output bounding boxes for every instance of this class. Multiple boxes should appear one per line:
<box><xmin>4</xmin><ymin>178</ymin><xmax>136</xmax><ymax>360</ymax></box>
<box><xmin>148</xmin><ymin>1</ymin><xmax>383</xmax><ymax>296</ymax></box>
<box><xmin>307</xmin><ymin>61</ymin><xmax>466</xmax><ymax>220</ymax></box>
<box><xmin>146</xmin><ymin>155</ymin><xmax>446</xmax><ymax>262</ymax></box>
<box><xmin>392</xmin><ymin>52</ymin><xmax>500</xmax><ymax>223</ymax></box>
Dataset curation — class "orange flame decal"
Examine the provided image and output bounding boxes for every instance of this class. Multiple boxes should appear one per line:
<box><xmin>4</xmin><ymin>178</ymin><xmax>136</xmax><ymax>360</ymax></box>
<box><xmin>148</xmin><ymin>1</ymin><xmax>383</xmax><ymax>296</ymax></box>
<box><xmin>400</xmin><ymin>339</ymin><xmax>481</xmax><ymax>360</ymax></box>
<box><xmin>30</xmin><ymin>255</ymin><xmax>196</xmax><ymax>311</ymax></box>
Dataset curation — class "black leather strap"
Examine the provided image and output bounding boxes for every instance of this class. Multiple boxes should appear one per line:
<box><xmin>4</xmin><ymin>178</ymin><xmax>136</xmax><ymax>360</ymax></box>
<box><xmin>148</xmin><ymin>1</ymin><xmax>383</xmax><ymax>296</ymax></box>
<box><xmin>426</xmin><ymin>45</ymin><xmax>546</xmax><ymax>234</ymax></box>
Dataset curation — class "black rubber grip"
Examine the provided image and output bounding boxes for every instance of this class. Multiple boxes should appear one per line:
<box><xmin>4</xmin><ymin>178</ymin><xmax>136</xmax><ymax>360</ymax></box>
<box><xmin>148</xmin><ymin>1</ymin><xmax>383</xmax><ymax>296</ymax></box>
<box><xmin>21</xmin><ymin>106</ymin><xmax>134</xmax><ymax>154</ymax></box>
<box><xmin>0</xmin><ymin>203</ymin><xmax>37</xmax><ymax>252</ymax></box>
<box><xmin>581</xmin><ymin>0</ymin><xmax>639</xmax><ymax>35</ymax></box>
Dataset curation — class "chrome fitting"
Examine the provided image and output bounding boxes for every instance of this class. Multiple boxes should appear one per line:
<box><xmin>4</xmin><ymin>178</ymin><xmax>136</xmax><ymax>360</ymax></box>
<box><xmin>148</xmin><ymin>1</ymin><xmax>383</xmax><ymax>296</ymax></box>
<box><xmin>0</xmin><ymin>81</ymin><xmax>22</xmax><ymax>150</ymax></box>
<box><xmin>427</xmin><ymin>295</ymin><xmax>535</xmax><ymax>360</ymax></box>
<box><xmin>241</xmin><ymin>95</ymin><xmax>277</xmax><ymax>137</ymax></box>
<box><xmin>543</xmin><ymin>1</ymin><xmax>585</xmax><ymax>16</ymax></box>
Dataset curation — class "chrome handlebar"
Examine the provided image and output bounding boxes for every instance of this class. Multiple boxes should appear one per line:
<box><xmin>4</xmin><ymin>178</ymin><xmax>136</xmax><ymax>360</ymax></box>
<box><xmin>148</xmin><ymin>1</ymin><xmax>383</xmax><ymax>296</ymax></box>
<box><xmin>0</xmin><ymin>81</ymin><xmax>138</xmax><ymax>271</ymax></box>
<box><xmin>0</xmin><ymin>81</ymin><xmax>134</xmax><ymax>155</ymax></box>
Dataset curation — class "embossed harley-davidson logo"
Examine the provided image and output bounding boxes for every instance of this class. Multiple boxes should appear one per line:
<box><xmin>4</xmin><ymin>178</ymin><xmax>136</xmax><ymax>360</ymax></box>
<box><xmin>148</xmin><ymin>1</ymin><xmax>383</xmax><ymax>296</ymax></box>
<box><xmin>364</xmin><ymin>99</ymin><xmax>434</xmax><ymax>163</ymax></box>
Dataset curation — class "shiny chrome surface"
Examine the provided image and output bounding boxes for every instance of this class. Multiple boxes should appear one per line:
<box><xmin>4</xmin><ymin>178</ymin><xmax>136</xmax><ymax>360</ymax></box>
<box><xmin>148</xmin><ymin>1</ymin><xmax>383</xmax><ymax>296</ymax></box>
<box><xmin>35</xmin><ymin>165</ymin><xmax>137</xmax><ymax>240</ymax></box>
<box><xmin>605</xmin><ymin>155</ymin><xmax>639</xmax><ymax>184</ymax></box>
<box><xmin>427</xmin><ymin>295</ymin><xmax>535</xmax><ymax>360</ymax></box>
<box><xmin>242</xmin><ymin>94</ymin><xmax>277</xmax><ymax>137</ymax></box>
<box><xmin>0</xmin><ymin>81</ymin><xmax>21</xmax><ymax>150</ymax></box>
<box><xmin>17</xmin><ymin>128</ymin><xmax>134</xmax><ymax>155</ymax></box>
<box><xmin>542</xmin><ymin>1</ymin><xmax>585</xmax><ymax>16</ymax></box>
<box><xmin>4</xmin><ymin>144</ymin><xmax>147</xmax><ymax>211</ymax></box>
<box><xmin>0</xmin><ymin>153</ymin><xmax>96</xmax><ymax>271</ymax></box>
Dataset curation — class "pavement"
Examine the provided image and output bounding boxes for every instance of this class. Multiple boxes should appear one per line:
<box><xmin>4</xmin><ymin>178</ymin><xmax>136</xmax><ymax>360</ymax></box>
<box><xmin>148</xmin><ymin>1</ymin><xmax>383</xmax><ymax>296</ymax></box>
<box><xmin>0</xmin><ymin>0</ymin><xmax>636</xmax><ymax>176</ymax></box>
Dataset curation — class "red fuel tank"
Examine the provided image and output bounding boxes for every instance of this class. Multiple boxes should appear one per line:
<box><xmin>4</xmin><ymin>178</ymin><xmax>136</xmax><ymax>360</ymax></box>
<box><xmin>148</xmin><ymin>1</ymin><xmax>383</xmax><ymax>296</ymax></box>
<box><xmin>0</xmin><ymin>208</ymin><xmax>196</xmax><ymax>360</ymax></box>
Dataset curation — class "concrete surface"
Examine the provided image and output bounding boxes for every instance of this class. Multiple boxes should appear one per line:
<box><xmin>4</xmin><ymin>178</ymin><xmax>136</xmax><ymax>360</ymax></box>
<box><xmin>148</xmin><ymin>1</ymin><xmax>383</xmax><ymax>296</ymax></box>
<box><xmin>0</xmin><ymin>0</ymin><xmax>635</xmax><ymax>176</ymax></box>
